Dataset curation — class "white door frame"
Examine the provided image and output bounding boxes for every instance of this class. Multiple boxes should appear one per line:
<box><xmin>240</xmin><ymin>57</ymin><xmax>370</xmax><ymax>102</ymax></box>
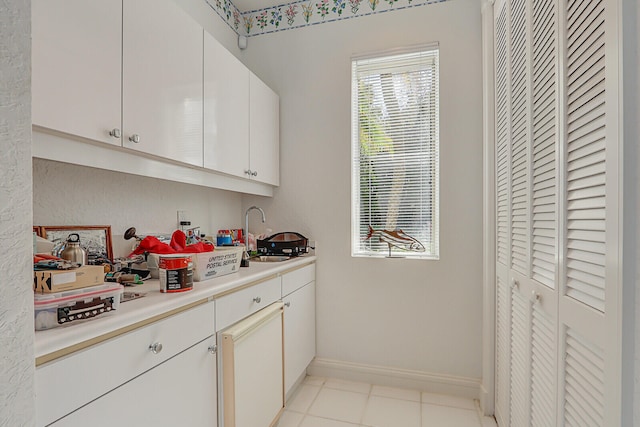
<box><xmin>480</xmin><ymin>0</ymin><xmax>497</xmax><ymax>417</ymax></box>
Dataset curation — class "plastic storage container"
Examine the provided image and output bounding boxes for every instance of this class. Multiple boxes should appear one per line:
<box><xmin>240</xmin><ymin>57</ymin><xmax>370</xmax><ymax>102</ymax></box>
<box><xmin>34</xmin><ymin>283</ymin><xmax>124</xmax><ymax>330</ymax></box>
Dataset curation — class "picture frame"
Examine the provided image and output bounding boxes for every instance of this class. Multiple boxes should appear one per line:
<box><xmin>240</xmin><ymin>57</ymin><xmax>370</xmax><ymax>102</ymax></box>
<box><xmin>41</xmin><ymin>225</ymin><xmax>113</xmax><ymax>262</ymax></box>
<box><xmin>33</xmin><ymin>226</ymin><xmax>42</xmax><ymax>237</ymax></box>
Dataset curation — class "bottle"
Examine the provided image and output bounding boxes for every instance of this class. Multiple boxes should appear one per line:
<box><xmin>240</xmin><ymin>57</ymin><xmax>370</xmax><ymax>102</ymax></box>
<box><xmin>60</xmin><ymin>233</ymin><xmax>88</xmax><ymax>266</ymax></box>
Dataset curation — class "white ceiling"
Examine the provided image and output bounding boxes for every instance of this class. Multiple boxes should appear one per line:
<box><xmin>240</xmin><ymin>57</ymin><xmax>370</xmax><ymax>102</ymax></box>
<box><xmin>231</xmin><ymin>0</ymin><xmax>285</xmax><ymax>12</ymax></box>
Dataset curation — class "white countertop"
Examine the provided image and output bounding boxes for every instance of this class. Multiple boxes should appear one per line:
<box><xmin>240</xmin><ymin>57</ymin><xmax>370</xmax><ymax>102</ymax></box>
<box><xmin>34</xmin><ymin>255</ymin><xmax>316</xmax><ymax>360</ymax></box>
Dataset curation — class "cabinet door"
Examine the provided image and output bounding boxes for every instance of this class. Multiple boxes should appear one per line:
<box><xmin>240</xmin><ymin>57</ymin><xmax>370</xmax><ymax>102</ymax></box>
<box><xmin>122</xmin><ymin>0</ymin><xmax>203</xmax><ymax>167</ymax></box>
<box><xmin>283</xmin><ymin>281</ymin><xmax>316</xmax><ymax>397</ymax></box>
<box><xmin>53</xmin><ymin>336</ymin><xmax>217</xmax><ymax>427</ymax></box>
<box><xmin>221</xmin><ymin>304</ymin><xmax>284</xmax><ymax>427</ymax></box>
<box><xmin>203</xmin><ymin>31</ymin><xmax>250</xmax><ymax>178</ymax></box>
<box><xmin>32</xmin><ymin>0</ymin><xmax>122</xmax><ymax>146</ymax></box>
<box><xmin>249</xmin><ymin>73</ymin><xmax>280</xmax><ymax>186</ymax></box>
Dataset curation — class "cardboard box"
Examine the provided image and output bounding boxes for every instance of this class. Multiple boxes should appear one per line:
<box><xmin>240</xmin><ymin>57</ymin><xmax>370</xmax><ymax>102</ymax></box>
<box><xmin>147</xmin><ymin>247</ymin><xmax>244</xmax><ymax>282</ymax></box>
<box><xmin>190</xmin><ymin>247</ymin><xmax>244</xmax><ymax>282</ymax></box>
<box><xmin>33</xmin><ymin>265</ymin><xmax>105</xmax><ymax>293</ymax></box>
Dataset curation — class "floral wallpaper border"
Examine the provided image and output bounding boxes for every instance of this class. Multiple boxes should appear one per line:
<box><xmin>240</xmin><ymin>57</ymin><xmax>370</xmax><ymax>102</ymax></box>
<box><xmin>205</xmin><ymin>0</ymin><xmax>450</xmax><ymax>37</ymax></box>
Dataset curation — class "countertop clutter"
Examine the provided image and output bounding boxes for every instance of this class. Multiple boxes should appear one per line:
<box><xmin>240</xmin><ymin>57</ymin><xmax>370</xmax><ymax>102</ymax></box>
<box><xmin>34</xmin><ymin>255</ymin><xmax>316</xmax><ymax>363</ymax></box>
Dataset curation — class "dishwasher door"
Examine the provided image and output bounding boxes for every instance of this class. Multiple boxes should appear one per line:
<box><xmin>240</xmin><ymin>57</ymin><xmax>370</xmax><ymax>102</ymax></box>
<box><xmin>221</xmin><ymin>302</ymin><xmax>284</xmax><ymax>427</ymax></box>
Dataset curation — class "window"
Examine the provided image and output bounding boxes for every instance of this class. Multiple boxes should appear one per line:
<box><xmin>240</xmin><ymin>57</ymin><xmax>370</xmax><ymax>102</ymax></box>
<box><xmin>351</xmin><ymin>46</ymin><xmax>439</xmax><ymax>259</ymax></box>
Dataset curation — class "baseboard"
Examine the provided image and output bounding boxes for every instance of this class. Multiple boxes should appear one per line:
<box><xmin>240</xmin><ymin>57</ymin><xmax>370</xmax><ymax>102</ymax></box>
<box><xmin>479</xmin><ymin>384</ymin><xmax>494</xmax><ymax>416</ymax></box>
<box><xmin>307</xmin><ymin>358</ymin><xmax>482</xmax><ymax>400</ymax></box>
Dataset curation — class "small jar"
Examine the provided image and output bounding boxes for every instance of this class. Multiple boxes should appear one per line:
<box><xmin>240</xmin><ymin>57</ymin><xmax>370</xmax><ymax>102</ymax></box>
<box><xmin>217</xmin><ymin>230</ymin><xmax>232</xmax><ymax>246</ymax></box>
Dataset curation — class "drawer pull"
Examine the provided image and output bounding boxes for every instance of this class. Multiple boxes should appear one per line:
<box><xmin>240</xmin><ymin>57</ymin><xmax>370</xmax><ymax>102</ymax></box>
<box><xmin>253</xmin><ymin>297</ymin><xmax>262</xmax><ymax>304</ymax></box>
<box><xmin>208</xmin><ymin>345</ymin><xmax>217</xmax><ymax>355</ymax></box>
<box><xmin>284</xmin><ymin>302</ymin><xmax>291</xmax><ymax>307</ymax></box>
<box><xmin>149</xmin><ymin>342</ymin><xmax>163</xmax><ymax>354</ymax></box>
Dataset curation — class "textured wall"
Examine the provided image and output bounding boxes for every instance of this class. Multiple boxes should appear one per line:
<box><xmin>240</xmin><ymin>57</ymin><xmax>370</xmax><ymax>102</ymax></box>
<box><xmin>0</xmin><ymin>0</ymin><xmax>36</xmax><ymax>425</ymax></box>
<box><xmin>242</xmin><ymin>0</ymin><xmax>484</xmax><ymax>381</ymax></box>
<box><xmin>33</xmin><ymin>158</ymin><xmax>244</xmax><ymax>258</ymax></box>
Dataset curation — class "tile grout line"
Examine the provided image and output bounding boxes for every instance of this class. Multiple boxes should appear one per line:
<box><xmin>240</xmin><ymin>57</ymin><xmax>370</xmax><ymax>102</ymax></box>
<box><xmin>286</xmin><ymin>377</ymin><xmax>483</xmax><ymax>427</ymax></box>
<box><xmin>358</xmin><ymin>382</ymin><xmax>374</xmax><ymax>426</ymax></box>
<box><xmin>302</xmin><ymin>378</ymin><xmax>325</xmax><ymax>424</ymax></box>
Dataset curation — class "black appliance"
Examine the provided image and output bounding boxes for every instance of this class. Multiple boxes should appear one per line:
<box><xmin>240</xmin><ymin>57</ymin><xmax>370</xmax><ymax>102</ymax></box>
<box><xmin>257</xmin><ymin>232</ymin><xmax>309</xmax><ymax>256</ymax></box>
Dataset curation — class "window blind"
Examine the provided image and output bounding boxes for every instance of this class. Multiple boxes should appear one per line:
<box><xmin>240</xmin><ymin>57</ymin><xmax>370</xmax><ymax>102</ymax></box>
<box><xmin>351</xmin><ymin>48</ymin><xmax>439</xmax><ymax>259</ymax></box>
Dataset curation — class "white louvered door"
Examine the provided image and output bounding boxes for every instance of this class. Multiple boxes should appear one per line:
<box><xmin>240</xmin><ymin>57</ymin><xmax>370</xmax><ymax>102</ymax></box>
<box><xmin>529</xmin><ymin>0</ymin><xmax>560</xmax><ymax>425</ymax></box>
<box><xmin>557</xmin><ymin>0</ymin><xmax>621</xmax><ymax>424</ymax></box>
<box><xmin>493</xmin><ymin>3</ymin><xmax>511</xmax><ymax>425</ymax></box>
<box><xmin>492</xmin><ymin>0</ymin><xmax>621</xmax><ymax>425</ymax></box>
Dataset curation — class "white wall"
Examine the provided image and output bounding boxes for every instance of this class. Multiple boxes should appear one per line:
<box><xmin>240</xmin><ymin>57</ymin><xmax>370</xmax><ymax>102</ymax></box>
<box><xmin>33</xmin><ymin>159</ymin><xmax>243</xmax><ymax>258</ymax></box>
<box><xmin>0</xmin><ymin>0</ymin><xmax>35</xmax><ymax>424</ymax></box>
<box><xmin>242</xmin><ymin>0</ymin><xmax>484</xmax><ymax>386</ymax></box>
<box><xmin>631</xmin><ymin>0</ymin><xmax>640</xmax><ymax>422</ymax></box>
<box><xmin>178</xmin><ymin>0</ymin><xmax>242</xmax><ymax>58</ymax></box>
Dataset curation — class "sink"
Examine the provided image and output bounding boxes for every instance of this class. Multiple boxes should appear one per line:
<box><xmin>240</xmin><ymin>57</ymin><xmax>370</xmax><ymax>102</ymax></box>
<box><xmin>251</xmin><ymin>256</ymin><xmax>291</xmax><ymax>263</ymax></box>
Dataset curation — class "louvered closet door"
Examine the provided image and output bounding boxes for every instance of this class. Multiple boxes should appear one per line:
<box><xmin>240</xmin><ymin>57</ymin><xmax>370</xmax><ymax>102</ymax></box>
<box><xmin>493</xmin><ymin>2</ymin><xmax>511</xmax><ymax>425</ymax></box>
<box><xmin>498</xmin><ymin>0</ymin><xmax>558</xmax><ymax>426</ymax></box>
<box><xmin>557</xmin><ymin>0</ymin><xmax>620</xmax><ymax>425</ymax></box>
<box><xmin>492</xmin><ymin>0</ymin><xmax>621</xmax><ymax>425</ymax></box>
<box><xmin>529</xmin><ymin>0</ymin><xmax>560</xmax><ymax>425</ymax></box>
<box><xmin>507</xmin><ymin>0</ymin><xmax>533</xmax><ymax>425</ymax></box>
<box><xmin>494</xmin><ymin>0</ymin><xmax>560</xmax><ymax>425</ymax></box>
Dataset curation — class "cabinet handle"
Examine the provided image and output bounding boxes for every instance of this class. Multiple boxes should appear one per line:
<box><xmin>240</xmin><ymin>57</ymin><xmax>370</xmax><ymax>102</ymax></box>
<box><xmin>208</xmin><ymin>345</ymin><xmax>217</xmax><ymax>355</ymax></box>
<box><xmin>149</xmin><ymin>342</ymin><xmax>163</xmax><ymax>354</ymax></box>
<box><xmin>244</xmin><ymin>169</ymin><xmax>252</xmax><ymax>176</ymax></box>
<box><xmin>511</xmin><ymin>278</ymin><xmax>519</xmax><ymax>289</ymax></box>
<box><xmin>284</xmin><ymin>302</ymin><xmax>291</xmax><ymax>307</ymax></box>
<box><xmin>253</xmin><ymin>296</ymin><xmax>262</xmax><ymax>304</ymax></box>
<box><xmin>251</xmin><ymin>171</ymin><xmax>258</xmax><ymax>177</ymax></box>
<box><xmin>129</xmin><ymin>134</ymin><xmax>141</xmax><ymax>144</ymax></box>
<box><xmin>109</xmin><ymin>128</ymin><xmax>121</xmax><ymax>138</ymax></box>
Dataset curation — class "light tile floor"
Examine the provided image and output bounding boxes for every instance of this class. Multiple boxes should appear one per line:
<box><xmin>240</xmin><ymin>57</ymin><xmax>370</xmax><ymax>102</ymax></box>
<box><xmin>276</xmin><ymin>377</ymin><xmax>498</xmax><ymax>427</ymax></box>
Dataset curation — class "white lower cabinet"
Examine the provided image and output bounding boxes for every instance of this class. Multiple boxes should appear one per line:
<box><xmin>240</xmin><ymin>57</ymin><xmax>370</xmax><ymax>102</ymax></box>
<box><xmin>220</xmin><ymin>303</ymin><xmax>284</xmax><ymax>427</ymax></box>
<box><xmin>52</xmin><ymin>335</ymin><xmax>217</xmax><ymax>427</ymax></box>
<box><xmin>283</xmin><ymin>280</ymin><xmax>316</xmax><ymax>398</ymax></box>
<box><xmin>36</xmin><ymin>302</ymin><xmax>216</xmax><ymax>427</ymax></box>
<box><xmin>215</xmin><ymin>277</ymin><xmax>285</xmax><ymax>427</ymax></box>
<box><xmin>215</xmin><ymin>262</ymin><xmax>316</xmax><ymax>426</ymax></box>
<box><xmin>36</xmin><ymin>263</ymin><xmax>316</xmax><ymax>427</ymax></box>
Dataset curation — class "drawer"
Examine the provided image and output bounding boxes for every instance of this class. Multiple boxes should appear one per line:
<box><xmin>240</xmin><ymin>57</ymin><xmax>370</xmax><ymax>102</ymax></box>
<box><xmin>36</xmin><ymin>301</ymin><xmax>215</xmax><ymax>427</ymax></box>
<box><xmin>215</xmin><ymin>276</ymin><xmax>281</xmax><ymax>331</ymax></box>
<box><xmin>281</xmin><ymin>263</ymin><xmax>315</xmax><ymax>297</ymax></box>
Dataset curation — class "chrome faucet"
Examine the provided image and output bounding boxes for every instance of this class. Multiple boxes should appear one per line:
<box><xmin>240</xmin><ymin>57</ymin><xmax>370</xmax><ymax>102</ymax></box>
<box><xmin>242</xmin><ymin>206</ymin><xmax>265</xmax><ymax>267</ymax></box>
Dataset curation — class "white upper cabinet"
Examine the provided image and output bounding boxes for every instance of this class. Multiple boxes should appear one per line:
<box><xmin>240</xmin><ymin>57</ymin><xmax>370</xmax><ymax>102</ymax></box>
<box><xmin>250</xmin><ymin>73</ymin><xmax>280</xmax><ymax>186</ymax></box>
<box><xmin>204</xmin><ymin>38</ymin><xmax>280</xmax><ymax>186</ymax></box>
<box><xmin>203</xmin><ymin>32</ymin><xmax>250</xmax><ymax>177</ymax></box>
<box><xmin>31</xmin><ymin>0</ymin><xmax>279</xmax><ymax>193</ymax></box>
<box><xmin>122</xmin><ymin>0</ymin><xmax>203</xmax><ymax>167</ymax></box>
<box><xmin>32</xmin><ymin>0</ymin><xmax>122</xmax><ymax>145</ymax></box>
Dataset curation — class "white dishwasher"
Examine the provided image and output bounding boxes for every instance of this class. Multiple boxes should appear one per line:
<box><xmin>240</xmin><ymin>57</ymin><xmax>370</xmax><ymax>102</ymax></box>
<box><xmin>220</xmin><ymin>302</ymin><xmax>284</xmax><ymax>427</ymax></box>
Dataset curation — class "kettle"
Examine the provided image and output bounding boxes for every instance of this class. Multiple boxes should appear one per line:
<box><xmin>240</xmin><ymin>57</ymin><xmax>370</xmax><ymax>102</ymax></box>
<box><xmin>60</xmin><ymin>233</ymin><xmax>88</xmax><ymax>266</ymax></box>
